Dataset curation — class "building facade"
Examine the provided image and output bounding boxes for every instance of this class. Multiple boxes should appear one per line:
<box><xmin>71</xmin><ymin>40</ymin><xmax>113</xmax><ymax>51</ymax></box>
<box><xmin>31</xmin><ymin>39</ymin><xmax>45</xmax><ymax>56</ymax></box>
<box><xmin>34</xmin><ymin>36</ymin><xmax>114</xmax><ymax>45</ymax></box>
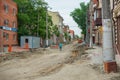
<box><xmin>69</xmin><ymin>30</ymin><xmax>74</xmax><ymax>41</ymax></box>
<box><xmin>63</xmin><ymin>25</ymin><xmax>69</xmax><ymax>43</ymax></box>
<box><xmin>48</xmin><ymin>11</ymin><xmax>64</xmax><ymax>44</ymax></box>
<box><xmin>93</xmin><ymin>0</ymin><xmax>103</xmax><ymax>45</ymax></box>
<box><xmin>0</xmin><ymin>0</ymin><xmax>18</xmax><ymax>52</ymax></box>
<box><xmin>112</xmin><ymin>0</ymin><xmax>120</xmax><ymax>54</ymax></box>
<box><xmin>86</xmin><ymin>0</ymin><xmax>103</xmax><ymax>46</ymax></box>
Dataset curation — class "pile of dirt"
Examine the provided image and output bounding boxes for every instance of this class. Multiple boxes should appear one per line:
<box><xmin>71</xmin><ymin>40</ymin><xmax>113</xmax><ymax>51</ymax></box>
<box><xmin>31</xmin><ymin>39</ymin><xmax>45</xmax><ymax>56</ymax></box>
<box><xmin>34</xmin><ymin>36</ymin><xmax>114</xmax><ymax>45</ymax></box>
<box><xmin>110</xmin><ymin>76</ymin><xmax>120</xmax><ymax>80</ymax></box>
<box><xmin>0</xmin><ymin>48</ymin><xmax>48</xmax><ymax>63</ymax></box>
<box><xmin>0</xmin><ymin>52</ymin><xmax>31</xmax><ymax>63</ymax></box>
<box><xmin>64</xmin><ymin>44</ymin><xmax>88</xmax><ymax>64</ymax></box>
<box><xmin>89</xmin><ymin>64</ymin><xmax>104</xmax><ymax>74</ymax></box>
<box><xmin>37</xmin><ymin>64</ymin><xmax>63</xmax><ymax>76</ymax></box>
<box><xmin>89</xmin><ymin>64</ymin><xmax>120</xmax><ymax>80</ymax></box>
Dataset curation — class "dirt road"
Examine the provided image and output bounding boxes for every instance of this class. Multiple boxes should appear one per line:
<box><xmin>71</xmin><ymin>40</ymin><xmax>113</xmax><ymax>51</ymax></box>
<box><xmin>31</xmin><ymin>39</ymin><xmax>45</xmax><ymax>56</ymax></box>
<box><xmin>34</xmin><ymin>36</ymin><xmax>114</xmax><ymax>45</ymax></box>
<box><xmin>0</xmin><ymin>41</ymin><xmax>119</xmax><ymax>80</ymax></box>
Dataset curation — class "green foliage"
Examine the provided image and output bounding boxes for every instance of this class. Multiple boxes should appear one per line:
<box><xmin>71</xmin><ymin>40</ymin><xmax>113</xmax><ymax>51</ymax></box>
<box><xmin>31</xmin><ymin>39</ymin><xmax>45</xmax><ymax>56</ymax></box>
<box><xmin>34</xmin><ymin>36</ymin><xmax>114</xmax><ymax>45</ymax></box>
<box><xmin>50</xmin><ymin>25</ymin><xmax>60</xmax><ymax>37</ymax></box>
<box><xmin>14</xmin><ymin>0</ymin><xmax>52</xmax><ymax>41</ymax></box>
<box><xmin>64</xmin><ymin>32</ymin><xmax>69</xmax><ymax>40</ymax></box>
<box><xmin>70</xmin><ymin>2</ymin><xmax>89</xmax><ymax>34</ymax></box>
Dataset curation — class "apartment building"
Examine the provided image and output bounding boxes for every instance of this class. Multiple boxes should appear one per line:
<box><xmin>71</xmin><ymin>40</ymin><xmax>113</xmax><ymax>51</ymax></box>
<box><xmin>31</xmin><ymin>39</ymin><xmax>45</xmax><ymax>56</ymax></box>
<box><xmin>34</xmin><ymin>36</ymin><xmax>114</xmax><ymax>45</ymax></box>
<box><xmin>48</xmin><ymin>11</ymin><xmax>64</xmax><ymax>44</ymax></box>
<box><xmin>0</xmin><ymin>0</ymin><xmax>18</xmax><ymax>52</ymax></box>
<box><xmin>69</xmin><ymin>30</ymin><xmax>74</xmax><ymax>41</ymax></box>
<box><xmin>93</xmin><ymin>0</ymin><xmax>103</xmax><ymax>45</ymax></box>
<box><xmin>86</xmin><ymin>0</ymin><xmax>103</xmax><ymax>46</ymax></box>
<box><xmin>63</xmin><ymin>25</ymin><xmax>70</xmax><ymax>42</ymax></box>
<box><xmin>112</xmin><ymin>0</ymin><xmax>120</xmax><ymax>54</ymax></box>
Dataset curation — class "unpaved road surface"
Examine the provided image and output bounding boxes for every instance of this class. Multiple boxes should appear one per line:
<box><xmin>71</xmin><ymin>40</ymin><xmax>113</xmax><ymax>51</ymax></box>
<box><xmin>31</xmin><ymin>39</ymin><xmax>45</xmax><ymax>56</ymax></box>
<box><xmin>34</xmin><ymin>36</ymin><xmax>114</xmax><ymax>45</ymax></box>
<box><xmin>0</xmin><ymin>41</ymin><xmax>119</xmax><ymax>80</ymax></box>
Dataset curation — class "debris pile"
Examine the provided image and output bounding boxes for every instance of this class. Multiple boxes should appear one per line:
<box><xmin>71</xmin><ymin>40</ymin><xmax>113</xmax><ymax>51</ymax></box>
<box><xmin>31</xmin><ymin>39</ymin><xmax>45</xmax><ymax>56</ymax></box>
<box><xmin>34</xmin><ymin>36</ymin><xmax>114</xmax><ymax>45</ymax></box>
<box><xmin>65</xmin><ymin>43</ymin><xmax>88</xmax><ymax>64</ymax></box>
<box><xmin>0</xmin><ymin>48</ymin><xmax>48</xmax><ymax>63</ymax></box>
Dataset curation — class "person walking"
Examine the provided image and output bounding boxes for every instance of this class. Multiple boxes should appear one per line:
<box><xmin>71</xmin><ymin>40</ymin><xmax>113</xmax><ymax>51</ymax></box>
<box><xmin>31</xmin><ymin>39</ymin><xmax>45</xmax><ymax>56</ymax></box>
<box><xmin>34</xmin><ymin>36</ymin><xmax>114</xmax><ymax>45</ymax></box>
<box><xmin>59</xmin><ymin>42</ymin><xmax>63</xmax><ymax>51</ymax></box>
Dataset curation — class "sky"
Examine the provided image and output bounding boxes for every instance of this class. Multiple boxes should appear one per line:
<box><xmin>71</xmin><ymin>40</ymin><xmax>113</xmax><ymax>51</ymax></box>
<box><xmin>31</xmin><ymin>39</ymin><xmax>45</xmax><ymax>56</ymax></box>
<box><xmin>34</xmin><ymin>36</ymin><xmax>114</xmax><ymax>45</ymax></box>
<box><xmin>45</xmin><ymin>0</ymin><xmax>90</xmax><ymax>37</ymax></box>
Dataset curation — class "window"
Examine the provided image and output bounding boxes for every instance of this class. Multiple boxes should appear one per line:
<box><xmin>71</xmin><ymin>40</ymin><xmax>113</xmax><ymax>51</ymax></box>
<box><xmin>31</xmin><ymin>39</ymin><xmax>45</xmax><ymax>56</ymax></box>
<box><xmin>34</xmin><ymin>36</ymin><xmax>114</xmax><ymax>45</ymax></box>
<box><xmin>3</xmin><ymin>32</ymin><xmax>9</xmax><ymax>41</ymax></box>
<box><xmin>13</xmin><ymin>34</ymin><xmax>16</xmax><ymax>41</ymax></box>
<box><xmin>13</xmin><ymin>21</ymin><xmax>16</xmax><ymax>28</ymax></box>
<box><xmin>4</xmin><ymin>4</ymin><xmax>9</xmax><ymax>13</ymax></box>
<box><xmin>6</xmin><ymin>33</ymin><xmax>9</xmax><ymax>41</ymax></box>
<box><xmin>3</xmin><ymin>32</ymin><xmax>6</xmax><ymax>38</ymax></box>
<box><xmin>13</xmin><ymin>8</ymin><xmax>16</xmax><ymax>16</ymax></box>
<box><xmin>4</xmin><ymin>19</ymin><xmax>9</xmax><ymax>26</ymax></box>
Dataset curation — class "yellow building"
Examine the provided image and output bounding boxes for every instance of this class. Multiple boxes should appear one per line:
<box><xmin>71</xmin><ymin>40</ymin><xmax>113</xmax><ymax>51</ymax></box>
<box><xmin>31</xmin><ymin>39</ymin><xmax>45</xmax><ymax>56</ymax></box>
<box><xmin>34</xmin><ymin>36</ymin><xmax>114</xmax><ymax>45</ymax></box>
<box><xmin>48</xmin><ymin>11</ymin><xmax>64</xmax><ymax>44</ymax></box>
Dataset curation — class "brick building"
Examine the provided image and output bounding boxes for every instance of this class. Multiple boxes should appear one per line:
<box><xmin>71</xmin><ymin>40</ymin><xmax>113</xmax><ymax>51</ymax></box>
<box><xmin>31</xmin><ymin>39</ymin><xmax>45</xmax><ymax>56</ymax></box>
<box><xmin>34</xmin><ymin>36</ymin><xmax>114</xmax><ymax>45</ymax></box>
<box><xmin>0</xmin><ymin>0</ymin><xmax>18</xmax><ymax>52</ymax></box>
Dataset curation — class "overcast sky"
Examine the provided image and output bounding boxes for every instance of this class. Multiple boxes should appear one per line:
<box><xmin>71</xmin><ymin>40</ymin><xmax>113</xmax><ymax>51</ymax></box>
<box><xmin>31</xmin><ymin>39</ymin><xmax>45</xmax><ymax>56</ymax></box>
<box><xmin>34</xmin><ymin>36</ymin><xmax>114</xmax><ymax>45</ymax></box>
<box><xmin>45</xmin><ymin>0</ymin><xmax>90</xmax><ymax>36</ymax></box>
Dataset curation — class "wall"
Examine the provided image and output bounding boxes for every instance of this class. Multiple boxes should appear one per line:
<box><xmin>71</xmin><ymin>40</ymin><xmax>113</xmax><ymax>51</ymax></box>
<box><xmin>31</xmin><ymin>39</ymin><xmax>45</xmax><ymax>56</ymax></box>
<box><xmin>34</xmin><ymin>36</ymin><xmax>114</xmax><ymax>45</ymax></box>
<box><xmin>21</xmin><ymin>36</ymin><xmax>40</xmax><ymax>48</ymax></box>
<box><xmin>0</xmin><ymin>0</ymin><xmax>18</xmax><ymax>51</ymax></box>
<box><xmin>48</xmin><ymin>11</ymin><xmax>64</xmax><ymax>43</ymax></box>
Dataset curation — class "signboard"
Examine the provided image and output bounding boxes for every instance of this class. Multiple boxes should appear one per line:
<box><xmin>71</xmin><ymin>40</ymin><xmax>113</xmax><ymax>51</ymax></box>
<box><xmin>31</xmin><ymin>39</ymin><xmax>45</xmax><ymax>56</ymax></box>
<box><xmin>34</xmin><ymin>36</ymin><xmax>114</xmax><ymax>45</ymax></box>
<box><xmin>3</xmin><ymin>26</ymin><xmax>12</xmax><ymax>31</ymax></box>
<box><xmin>0</xmin><ymin>26</ymin><xmax>17</xmax><ymax>32</ymax></box>
<box><xmin>11</xmin><ymin>28</ymin><xmax>17</xmax><ymax>32</ymax></box>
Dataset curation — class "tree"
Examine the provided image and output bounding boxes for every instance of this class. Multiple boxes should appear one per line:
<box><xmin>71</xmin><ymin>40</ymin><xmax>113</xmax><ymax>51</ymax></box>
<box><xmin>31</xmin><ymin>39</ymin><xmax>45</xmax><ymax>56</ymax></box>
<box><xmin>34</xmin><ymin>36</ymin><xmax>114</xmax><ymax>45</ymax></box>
<box><xmin>14</xmin><ymin>0</ymin><xmax>52</xmax><ymax>44</ymax></box>
<box><xmin>50</xmin><ymin>25</ymin><xmax>60</xmax><ymax>37</ymax></box>
<box><xmin>70</xmin><ymin>2</ymin><xmax>89</xmax><ymax>35</ymax></box>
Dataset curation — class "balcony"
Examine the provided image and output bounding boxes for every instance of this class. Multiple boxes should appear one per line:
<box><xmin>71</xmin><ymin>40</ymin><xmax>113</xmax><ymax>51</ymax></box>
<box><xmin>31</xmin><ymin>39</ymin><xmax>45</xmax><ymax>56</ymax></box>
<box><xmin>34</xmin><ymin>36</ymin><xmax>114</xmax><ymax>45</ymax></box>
<box><xmin>95</xmin><ymin>18</ymin><xmax>102</xmax><ymax>26</ymax></box>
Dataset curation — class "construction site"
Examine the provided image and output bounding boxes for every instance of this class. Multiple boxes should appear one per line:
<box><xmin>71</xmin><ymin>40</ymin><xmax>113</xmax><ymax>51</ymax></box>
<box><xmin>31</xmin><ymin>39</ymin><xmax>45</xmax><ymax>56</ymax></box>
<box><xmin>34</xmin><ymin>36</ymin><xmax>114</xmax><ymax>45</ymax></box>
<box><xmin>0</xmin><ymin>41</ymin><xmax>120</xmax><ymax>80</ymax></box>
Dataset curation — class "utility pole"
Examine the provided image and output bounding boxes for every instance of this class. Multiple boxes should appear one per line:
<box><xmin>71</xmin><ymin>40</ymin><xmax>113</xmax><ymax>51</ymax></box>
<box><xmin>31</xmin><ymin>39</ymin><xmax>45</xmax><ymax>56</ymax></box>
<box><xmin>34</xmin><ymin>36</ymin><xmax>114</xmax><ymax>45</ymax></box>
<box><xmin>0</xmin><ymin>29</ymin><xmax>3</xmax><ymax>53</ymax></box>
<box><xmin>85</xmin><ymin>12</ymin><xmax>88</xmax><ymax>44</ymax></box>
<box><xmin>102</xmin><ymin>0</ymin><xmax>117</xmax><ymax>73</ymax></box>
<box><xmin>46</xmin><ymin>10</ymin><xmax>48</xmax><ymax>47</ymax></box>
<box><xmin>89</xmin><ymin>1</ymin><xmax>93</xmax><ymax>48</ymax></box>
<box><xmin>37</xmin><ymin>10</ymin><xmax>39</xmax><ymax>37</ymax></box>
<box><xmin>86</xmin><ymin>9</ymin><xmax>89</xmax><ymax>46</ymax></box>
